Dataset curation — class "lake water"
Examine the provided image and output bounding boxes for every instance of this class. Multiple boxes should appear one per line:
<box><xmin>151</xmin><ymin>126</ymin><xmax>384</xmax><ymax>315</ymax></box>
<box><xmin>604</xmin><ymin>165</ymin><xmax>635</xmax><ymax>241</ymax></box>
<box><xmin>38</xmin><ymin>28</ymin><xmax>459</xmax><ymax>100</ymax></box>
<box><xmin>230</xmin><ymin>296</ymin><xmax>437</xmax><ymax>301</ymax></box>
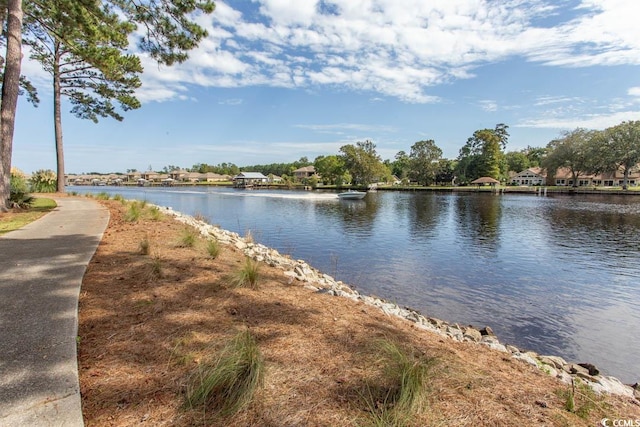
<box><xmin>72</xmin><ymin>186</ymin><xmax>640</xmax><ymax>383</ymax></box>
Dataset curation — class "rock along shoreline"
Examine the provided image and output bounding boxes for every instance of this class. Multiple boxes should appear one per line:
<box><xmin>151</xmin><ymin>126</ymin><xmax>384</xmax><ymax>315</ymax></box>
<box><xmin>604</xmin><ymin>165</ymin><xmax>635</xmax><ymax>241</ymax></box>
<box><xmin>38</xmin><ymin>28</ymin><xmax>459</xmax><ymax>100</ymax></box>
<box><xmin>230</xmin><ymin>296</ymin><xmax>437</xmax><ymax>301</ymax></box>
<box><xmin>158</xmin><ymin>204</ymin><xmax>639</xmax><ymax>400</ymax></box>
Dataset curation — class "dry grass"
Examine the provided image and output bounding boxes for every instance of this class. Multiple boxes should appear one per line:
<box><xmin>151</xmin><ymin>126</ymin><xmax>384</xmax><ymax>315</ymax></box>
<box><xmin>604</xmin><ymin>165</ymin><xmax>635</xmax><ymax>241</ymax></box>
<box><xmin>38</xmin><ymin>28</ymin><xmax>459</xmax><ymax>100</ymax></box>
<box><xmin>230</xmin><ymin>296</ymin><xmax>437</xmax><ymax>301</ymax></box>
<box><xmin>185</xmin><ymin>329</ymin><xmax>265</xmax><ymax>418</ymax></box>
<box><xmin>78</xmin><ymin>200</ymin><xmax>640</xmax><ymax>426</ymax></box>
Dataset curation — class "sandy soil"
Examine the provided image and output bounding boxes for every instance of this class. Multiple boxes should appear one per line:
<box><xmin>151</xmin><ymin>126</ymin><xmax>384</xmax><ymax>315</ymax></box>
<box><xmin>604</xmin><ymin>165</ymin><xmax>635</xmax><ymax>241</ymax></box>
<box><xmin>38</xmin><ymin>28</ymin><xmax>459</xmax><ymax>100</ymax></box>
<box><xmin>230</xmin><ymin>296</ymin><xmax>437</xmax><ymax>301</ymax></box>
<box><xmin>78</xmin><ymin>199</ymin><xmax>640</xmax><ymax>426</ymax></box>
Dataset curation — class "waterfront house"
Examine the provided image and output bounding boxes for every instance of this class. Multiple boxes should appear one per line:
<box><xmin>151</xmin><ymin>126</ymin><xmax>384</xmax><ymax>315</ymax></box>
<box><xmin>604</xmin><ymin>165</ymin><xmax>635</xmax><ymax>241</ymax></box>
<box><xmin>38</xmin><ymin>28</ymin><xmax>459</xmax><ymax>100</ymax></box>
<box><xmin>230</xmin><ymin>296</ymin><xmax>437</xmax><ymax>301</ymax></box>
<box><xmin>548</xmin><ymin>166</ymin><xmax>640</xmax><ymax>187</ymax></box>
<box><xmin>268</xmin><ymin>174</ymin><xmax>283</xmax><ymax>183</ymax></box>
<box><xmin>233</xmin><ymin>172</ymin><xmax>268</xmax><ymax>188</ymax></box>
<box><xmin>511</xmin><ymin>167</ymin><xmax>546</xmax><ymax>186</ymax></box>
<box><xmin>126</xmin><ymin>172</ymin><xmax>141</xmax><ymax>182</ymax></box>
<box><xmin>141</xmin><ymin>171</ymin><xmax>160</xmax><ymax>182</ymax></box>
<box><xmin>293</xmin><ymin>166</ymin><xmax>317</xmax><ymax>181</ymax></box>
<box><xmin>169</xmin><ymin>169</ymin><xmax>189</xmax><ymax>181</ymax></box>
<box><xmin>203</xmin><ymin>172</ymin><xmax>229</xmax><ymax>182</ymax></box>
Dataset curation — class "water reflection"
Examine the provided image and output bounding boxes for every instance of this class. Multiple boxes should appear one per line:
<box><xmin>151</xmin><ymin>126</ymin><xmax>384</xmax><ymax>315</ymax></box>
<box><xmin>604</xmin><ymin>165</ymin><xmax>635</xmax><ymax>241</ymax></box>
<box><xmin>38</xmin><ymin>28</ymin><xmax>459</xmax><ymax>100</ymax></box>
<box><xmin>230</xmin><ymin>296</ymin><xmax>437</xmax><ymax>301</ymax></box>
<box><xmin>454</xmin><ymin>194</ymin><xmax>502</xmax><ymax>252</ymax></box>
<box><xmin>407</xmin><ymin>193</ymin><xmax>447</xmax><ymax>239</ymax></box>
<box><xmin>319</xmin><ymin>195</ymin><xmax>381</xmax><ymax>236</ymax></box>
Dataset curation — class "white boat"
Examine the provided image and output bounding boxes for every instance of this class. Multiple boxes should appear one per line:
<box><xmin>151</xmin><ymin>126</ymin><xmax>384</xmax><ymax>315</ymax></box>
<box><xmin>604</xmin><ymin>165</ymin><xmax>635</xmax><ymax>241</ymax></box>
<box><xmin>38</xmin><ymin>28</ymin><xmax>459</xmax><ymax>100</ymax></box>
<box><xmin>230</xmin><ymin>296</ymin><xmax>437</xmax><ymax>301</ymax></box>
<box><xmin>337</xmin><ymin>190</ymin><xmax>367</xmax><ymax>200</ymax></box>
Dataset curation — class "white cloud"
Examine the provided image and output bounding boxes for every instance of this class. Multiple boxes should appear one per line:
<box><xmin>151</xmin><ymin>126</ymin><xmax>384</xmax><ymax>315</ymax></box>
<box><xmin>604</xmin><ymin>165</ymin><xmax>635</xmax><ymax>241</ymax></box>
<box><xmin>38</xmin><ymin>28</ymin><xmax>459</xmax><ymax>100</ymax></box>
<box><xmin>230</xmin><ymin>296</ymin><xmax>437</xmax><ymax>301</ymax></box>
<box><xmin>479</xmin><ymin>100</ymin><xmax>498</xmax><ymax>112</ymax></box>
<box><xmin>218</xmin><ymin>98</ymin><xmax>243</xmax><ymax>106</ymax></box>
<box><xmin>628</xmin><ymin>87</ymin><xmax>640</xmax><ymax>97</ymax></box>
<box><xmin>101</xmin><ymin>1</ymin><xmax>640</xmax><ymax>103</ymax></box>
<box><xmin>534</xmin><ymin>96</ymin><xmax>585</xmax><ymax>106</ymax></box>
<box><xmin>295</xmin><ymin>123</ymin><xmax>397</xmax><ymax>134</ymax></box>
<box><xmin>518</xmin><ymin>110</ymin><xmax>640</xmax><ymax>130</ymax></box>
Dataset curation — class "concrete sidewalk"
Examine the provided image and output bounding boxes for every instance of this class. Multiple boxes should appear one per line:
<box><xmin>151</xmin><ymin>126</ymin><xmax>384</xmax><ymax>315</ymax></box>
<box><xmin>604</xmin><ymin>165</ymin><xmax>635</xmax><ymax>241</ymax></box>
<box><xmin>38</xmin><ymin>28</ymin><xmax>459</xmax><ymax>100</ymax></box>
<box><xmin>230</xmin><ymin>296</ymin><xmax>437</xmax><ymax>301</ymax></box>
<box><xmin>0</xmin><ymin>197</ymin><xmax>109</xmax><ymax>426</ymax></box>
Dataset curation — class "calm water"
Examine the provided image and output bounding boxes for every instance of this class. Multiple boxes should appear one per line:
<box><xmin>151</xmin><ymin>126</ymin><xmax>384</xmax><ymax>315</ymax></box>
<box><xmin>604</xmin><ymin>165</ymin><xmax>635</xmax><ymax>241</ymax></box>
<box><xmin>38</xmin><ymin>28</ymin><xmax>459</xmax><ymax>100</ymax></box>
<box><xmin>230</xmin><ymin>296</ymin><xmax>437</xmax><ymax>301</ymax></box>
<box><xmin>73</xmin><ymin>186</ymin><xmax>640</xmax><ymax>383</ymax></box>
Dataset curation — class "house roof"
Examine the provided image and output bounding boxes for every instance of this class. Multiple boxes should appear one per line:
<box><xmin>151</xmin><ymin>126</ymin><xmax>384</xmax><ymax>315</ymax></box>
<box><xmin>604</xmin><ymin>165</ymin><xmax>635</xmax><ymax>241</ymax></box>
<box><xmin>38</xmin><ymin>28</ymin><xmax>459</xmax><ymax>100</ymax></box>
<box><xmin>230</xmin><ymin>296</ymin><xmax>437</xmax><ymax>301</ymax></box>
<box><xmin>513</xmin><ymin>167</ymin><xmax>546</xmax><ymax>178</ymax></box>
<box><xmin>471</xmin><ymin>177</ymin><xmax>500</xmax><ymax>184</ymax></box>
<box><xmin>293</xmin><ymin>166</ymin><xmax>315</xmax><ymax>173</ymax></box>
<box><xmin>235</xmin><ymin>172</ymin><xmax>267</xmax><ymax>179</ymax></box>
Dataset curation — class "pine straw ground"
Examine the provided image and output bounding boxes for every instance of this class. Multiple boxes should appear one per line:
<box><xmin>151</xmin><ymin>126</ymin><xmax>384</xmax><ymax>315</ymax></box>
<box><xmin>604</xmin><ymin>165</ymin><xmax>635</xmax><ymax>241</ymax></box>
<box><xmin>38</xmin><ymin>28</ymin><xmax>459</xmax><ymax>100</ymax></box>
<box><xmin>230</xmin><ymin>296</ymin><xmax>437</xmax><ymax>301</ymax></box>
<box><xmin>79</xmin><ymin>199</ymin><xmax>640</xmax><ymax>426</ymax></box>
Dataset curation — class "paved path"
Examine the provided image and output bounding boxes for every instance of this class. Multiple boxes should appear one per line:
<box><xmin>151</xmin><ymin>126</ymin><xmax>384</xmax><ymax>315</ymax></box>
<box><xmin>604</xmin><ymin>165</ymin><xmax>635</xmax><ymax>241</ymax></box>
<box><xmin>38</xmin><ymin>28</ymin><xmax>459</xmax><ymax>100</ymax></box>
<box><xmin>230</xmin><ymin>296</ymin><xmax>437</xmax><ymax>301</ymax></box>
<box><xmin>0</xmin><ymin>197</ymin><xmax>109</xmax><ymax>426</ymax></box>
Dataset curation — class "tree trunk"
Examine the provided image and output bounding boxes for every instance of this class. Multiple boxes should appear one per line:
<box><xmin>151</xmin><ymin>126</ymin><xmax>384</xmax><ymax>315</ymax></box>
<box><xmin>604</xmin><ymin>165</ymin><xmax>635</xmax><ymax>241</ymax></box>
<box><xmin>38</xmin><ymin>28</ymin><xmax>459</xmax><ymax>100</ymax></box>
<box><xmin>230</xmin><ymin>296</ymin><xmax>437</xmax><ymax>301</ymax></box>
<box><xmin>622</xmin><ymin>165</ymin><xmax>629</xmax><ymax>190</ymax></box>
<box><xmin>0</xmin><ymin>0</ymin><xmax>23</xmax><ymax>211</ymax></box>
<box><xmin>53</xmin><ymin>42</ymin><xmax>65</xmax><ymax>193</ymax></box>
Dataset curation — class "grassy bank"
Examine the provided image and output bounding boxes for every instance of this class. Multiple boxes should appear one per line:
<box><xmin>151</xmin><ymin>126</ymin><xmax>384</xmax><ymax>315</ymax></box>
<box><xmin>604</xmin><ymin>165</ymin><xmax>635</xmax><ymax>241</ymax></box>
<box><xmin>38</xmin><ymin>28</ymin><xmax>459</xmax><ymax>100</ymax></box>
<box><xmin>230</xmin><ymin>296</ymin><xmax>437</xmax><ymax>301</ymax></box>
<box><xmin>78</xmin><ymin>197</ymin><xmax>640</xmax><ymax>426</ymax></box>
<box><xmin>0</xmin><ymin>198</ymin><xmax>57</xmax><ymax>235</ymax></box>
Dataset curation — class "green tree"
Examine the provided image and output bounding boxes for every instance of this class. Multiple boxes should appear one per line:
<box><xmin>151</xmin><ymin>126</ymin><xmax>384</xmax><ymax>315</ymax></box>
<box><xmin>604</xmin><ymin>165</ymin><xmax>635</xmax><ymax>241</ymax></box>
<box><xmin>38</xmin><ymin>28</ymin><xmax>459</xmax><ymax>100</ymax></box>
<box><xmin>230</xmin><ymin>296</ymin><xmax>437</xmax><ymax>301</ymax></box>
<box><xmin>434</xmin><ymin>159</ymin><xmax>455</xmax><ymax>185</ymax></box>
<box><xmin>162</xmin><ymin>165</ymin><xmax>181</xmax><ymax>173</ymax></box>
<box><xmin>113</xmin><ymin>0</ymin><xmax>215</xmax><ymax>66</ymax></box>
<box><xmin>523</xmin><ymin>145</ymin><xmax>547</xmax><ymax>167</ymax></box>
<box><xmin>455</xmin><ymin>124</ymin><xmax>509</xmax><ymax>182</ymax></box>
<box><xmin>392</xmin><ymin>150</ymin><xmax>410</xmax><ymax>180</ymax></box>
<box><xmin>458</xmin><ymin>124</ymin><xmax>509</xmax><ymax>181</ymax></box>
<box><xmin>314</xmin><ymin>155</ymin><xmax>344</xmax><ymax>185</ymax></box>
<box><xmin>454</xmin><ymin>144</ymin><xmax>480</xmax><ymax>185</ymax></box>
<box><xmin>599</xmin><ymin>120</ymin><xmax>640</xmax><ymax>190</ymax></box>
<box><xmin>505</xmin><ymin>151</ymin><xmax>530</xmax><ymax>173</ymax></box>
<box><xmin>339</xmin><ymin>140</ymin><xmax>386</xmax><ymax>186</ymax></box>
<box><xmin>542</xmin><ymin>128</ymin><xmax>599</xmax><ymax>187</ymax></box>
<box><xmin>408</xmin><ymin>139</ymin><xmax>442</xmax><ymax>186</ymax></box>
<box><xmin>26</xmin><ymin>1</ymin><xmax>143</xmax><ymax>192</ymax></box>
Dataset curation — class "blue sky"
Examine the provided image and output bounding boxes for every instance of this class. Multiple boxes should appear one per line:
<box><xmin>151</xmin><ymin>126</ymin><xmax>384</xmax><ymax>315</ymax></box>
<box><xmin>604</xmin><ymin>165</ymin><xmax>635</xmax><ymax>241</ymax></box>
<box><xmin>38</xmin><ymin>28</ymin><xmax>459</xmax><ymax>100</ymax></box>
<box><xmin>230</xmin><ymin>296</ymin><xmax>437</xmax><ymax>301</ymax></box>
<box><xmin>12</xmin><ymin>0</ymin><xmax>640</xmax><ymax>174</ymax></box>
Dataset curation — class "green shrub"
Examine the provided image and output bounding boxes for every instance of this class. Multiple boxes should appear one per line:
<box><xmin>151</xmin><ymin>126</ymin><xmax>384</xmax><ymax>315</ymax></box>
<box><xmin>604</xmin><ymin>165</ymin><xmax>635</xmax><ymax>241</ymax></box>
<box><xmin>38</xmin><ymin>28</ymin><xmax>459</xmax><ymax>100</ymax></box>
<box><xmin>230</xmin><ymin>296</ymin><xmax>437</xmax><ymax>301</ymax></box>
<box><xmin>95</xmin><ymin>192</ymin><xmax>110</xmax><ymax>200</ymax></box>
<box><xmin>30</xmin><ymin>169</ymin><xmax>57</xmax><ymax>193</ymax></box>
<box><xmin>113</xmin><ymin>194</ymin><xmax>125</xmax><ymax>203</ymax></box>
<box><xmin>185</xmin><ymin>330</ymin><xmax>264</xmax><ymax>416</ymax></box>
<box><xmin>9</xmin><ymin>173</ymin><xmax>33</xmax><ymax>208</ymax></box>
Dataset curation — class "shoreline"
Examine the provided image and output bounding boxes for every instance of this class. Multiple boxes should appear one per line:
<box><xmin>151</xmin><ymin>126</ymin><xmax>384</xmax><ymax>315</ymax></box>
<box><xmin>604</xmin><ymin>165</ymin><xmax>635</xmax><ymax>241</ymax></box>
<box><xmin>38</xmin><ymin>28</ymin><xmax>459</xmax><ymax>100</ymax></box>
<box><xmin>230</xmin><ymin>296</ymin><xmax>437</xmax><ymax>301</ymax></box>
<box><xmin>157</xmin><ymin>202</ymin><xmax>639</xmax><ymax>400</ymax></box>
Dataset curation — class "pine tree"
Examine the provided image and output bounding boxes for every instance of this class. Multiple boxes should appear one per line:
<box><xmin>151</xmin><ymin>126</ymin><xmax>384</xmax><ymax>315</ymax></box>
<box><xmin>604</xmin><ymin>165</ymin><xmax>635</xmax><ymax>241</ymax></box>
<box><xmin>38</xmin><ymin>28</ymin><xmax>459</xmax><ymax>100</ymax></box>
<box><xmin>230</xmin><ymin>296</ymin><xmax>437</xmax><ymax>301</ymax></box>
<box><xmin>0</xmin><ymin>0</ymin><xmax>23</xmax><ymax>211</ymax></box>
<box><xmin>0</xmin><ymin>0</ymin><xmax>216</xmax><ymax>206</ymax></box>
<box><xmin>26</xmin><ymin>1</ymin><xmax>143</xmax><ymax>192</ymax></box>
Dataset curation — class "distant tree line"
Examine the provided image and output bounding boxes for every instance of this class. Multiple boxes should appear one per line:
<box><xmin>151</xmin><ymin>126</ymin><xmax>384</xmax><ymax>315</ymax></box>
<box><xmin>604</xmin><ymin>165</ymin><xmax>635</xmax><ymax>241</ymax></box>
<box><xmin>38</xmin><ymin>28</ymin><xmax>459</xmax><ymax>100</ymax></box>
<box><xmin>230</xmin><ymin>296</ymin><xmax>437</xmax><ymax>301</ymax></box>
<box><xmin>148</xmin><ymin>120</ymin><xmax>640</xmax><ymax>189</ymax></box>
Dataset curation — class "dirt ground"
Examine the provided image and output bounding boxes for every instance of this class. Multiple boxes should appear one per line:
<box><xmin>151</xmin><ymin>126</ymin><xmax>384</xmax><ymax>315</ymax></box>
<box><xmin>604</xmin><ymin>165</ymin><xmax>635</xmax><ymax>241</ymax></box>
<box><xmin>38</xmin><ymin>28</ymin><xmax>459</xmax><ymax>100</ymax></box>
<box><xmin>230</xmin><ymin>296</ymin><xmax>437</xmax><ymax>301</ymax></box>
<box><xmin>78</xmin><ymin>199</ymin><xmax>640</xmax><ymax>426</ymax></box>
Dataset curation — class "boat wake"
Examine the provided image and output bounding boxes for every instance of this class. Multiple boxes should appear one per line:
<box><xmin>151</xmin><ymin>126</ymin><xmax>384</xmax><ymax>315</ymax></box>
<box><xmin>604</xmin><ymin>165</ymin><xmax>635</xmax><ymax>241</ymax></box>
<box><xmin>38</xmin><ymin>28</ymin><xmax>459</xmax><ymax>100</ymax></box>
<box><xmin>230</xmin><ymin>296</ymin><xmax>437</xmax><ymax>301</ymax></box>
<box><xmin>215</xmin><ymin>191</ymin><xmax>339</xmax><ymax>201</ymax></box>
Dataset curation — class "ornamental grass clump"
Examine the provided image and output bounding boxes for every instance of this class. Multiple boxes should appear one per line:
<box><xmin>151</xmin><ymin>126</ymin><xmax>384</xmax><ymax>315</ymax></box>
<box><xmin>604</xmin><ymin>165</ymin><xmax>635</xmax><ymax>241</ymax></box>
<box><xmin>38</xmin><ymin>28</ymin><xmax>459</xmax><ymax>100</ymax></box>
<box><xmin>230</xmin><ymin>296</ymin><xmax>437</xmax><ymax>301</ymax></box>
<box><xmin>185</xmin><ymin>330</ymin><xmax>264</xmax><ymax>417</ymax></box>
<box><xmin>232</xmin><ymin>257</ymin><xmax>260</xmax><ymax>289</ymax></box>
<box><xmin>206</xmin><ymin>239</ymin><xmax>220</xmax><ymax>259</ymax></box>
<box><xmin>361</xmin><ymin>339</ymin><xmax>436</xmax><ymax>424</ymax></box>
<box><xmin>557</xmin><ymin>379</ymin><xmax>607</xmax><ymax>420</ymax></box>
<box><xmin>146</xmin><ymin>205</ymin><xmax>162</xmax><ymax>221</ymax></box>
<box><xmin>147</xmin><ymin>256</ymin><xmax>163</xmax><ymax>279</ymax></box>
<box><xmin>124</xmin><ymin>202</ymin><xmax>142</xmax><ymax>222</ymax></box>
<box><xmin>177</xmin><ymin>227</ymin><xmax>199</xmax><ymax>248</ymax></box>
<box><xmin>138</xmin><ymin>236</ymin><xmax>150</xmax><ymax>255</ymax></box>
